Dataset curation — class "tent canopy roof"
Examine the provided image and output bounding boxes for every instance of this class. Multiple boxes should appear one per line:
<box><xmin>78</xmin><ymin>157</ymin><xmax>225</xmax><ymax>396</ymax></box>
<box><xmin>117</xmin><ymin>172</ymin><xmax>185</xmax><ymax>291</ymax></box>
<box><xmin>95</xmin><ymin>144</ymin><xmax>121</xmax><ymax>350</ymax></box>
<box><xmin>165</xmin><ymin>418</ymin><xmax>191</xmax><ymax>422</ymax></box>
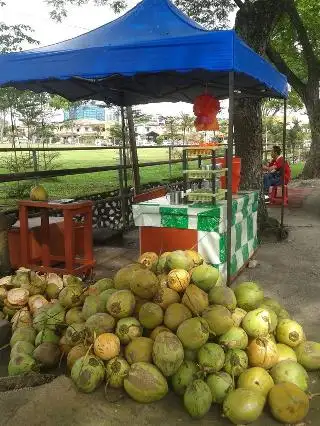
<box><xmin>0</xmin><ymin>0</ymin><xmax>288</xmax><ymax>105</ymax></box>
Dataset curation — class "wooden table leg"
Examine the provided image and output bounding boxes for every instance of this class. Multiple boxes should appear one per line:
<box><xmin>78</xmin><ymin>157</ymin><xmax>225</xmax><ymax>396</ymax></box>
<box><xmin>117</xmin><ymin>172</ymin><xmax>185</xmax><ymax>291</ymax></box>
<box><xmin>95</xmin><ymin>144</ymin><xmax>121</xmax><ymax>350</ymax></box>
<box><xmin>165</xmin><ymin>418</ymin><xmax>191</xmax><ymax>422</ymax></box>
<box><xmin>19</xmin><ymin>205</ymin><xmax>30</xmax><ymax>267</ymax></box>
<box><xmin>83</xmin><ymin>208</ymin><xmax>93</xmax><ymax>265</ymax></box>
<box><xmin>63</xmin><ymin>210</ymin><xmax>75</xmax><ymax>273</ymax></box>
<box><xmin>40</xmin><ymin>208</ymin><xmax>50</xmax><ymax>267</ymax></box>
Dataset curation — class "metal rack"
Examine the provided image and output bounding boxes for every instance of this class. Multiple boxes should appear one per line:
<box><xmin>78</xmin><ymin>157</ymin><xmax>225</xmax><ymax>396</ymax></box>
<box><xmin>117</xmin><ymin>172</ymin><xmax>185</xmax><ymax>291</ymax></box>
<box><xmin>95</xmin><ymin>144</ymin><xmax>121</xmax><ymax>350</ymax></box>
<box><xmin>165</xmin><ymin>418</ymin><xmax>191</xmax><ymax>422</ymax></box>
<box><xmin>182</xmin><ymin>145</ymin><xmax>228</xmax><ymax>204</ymax></box>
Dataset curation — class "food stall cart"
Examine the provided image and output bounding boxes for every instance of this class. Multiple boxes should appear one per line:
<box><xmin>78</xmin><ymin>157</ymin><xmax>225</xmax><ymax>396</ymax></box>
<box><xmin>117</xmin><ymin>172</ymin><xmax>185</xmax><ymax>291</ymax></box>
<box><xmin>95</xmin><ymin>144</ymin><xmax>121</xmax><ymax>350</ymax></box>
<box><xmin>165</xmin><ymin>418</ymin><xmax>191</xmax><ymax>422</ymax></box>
<box><xmin>0</xmin><ymin>0</ymin><xmax>288</xmax><ymax>284</ymax></box>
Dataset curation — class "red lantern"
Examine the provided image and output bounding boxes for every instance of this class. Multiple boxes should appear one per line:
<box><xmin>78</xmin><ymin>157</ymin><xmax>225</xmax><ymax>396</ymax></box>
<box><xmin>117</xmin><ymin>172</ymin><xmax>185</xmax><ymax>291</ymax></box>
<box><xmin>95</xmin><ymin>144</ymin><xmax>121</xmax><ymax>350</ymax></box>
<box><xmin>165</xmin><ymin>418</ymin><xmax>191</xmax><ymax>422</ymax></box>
<box><xmin>193</xmin><ymin>93</ymin><xmax>221</xmax><ymax>132</ymax></box>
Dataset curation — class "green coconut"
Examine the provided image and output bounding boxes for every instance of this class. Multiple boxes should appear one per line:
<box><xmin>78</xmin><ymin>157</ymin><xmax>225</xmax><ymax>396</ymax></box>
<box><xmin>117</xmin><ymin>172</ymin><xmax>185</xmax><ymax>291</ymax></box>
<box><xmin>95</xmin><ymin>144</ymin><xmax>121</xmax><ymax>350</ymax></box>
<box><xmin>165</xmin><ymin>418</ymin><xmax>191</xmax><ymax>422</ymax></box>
<box><xmin>124</xmin><ymin>362</ymin><xmax>168</xmax><ymax>403</ymax></box>
<box><xmin>176</xmin><ymin>317</ymin><xmax>209</xmax><ymax>350</ymax></box>
<box><xmin>46</xmin><ymin>282</ymin><xmax>61</xmax><ymax>300</ymax></box>
<box><xmin>149</xmin><ymin>325</ymin><xmax>171</xmax><ymax>340</ymax></box>
<box><xmin>271</xmin><ymin>360</ymin><xmax>309</xmax><ymax>391</ymax></box>
<box><xmin>206</xmin><ymin>372</ymin><xmax>234</xmax><ymax>404</ymax></box>
<box><xmin>260</xmin><ymin>297</ymin><xmax>282</xmax><ymax>315</ymax></box>
<box><xmin>191</xmin><ymin>264</ymin><xmax>220</xmax><ymax>293</ymax></box>
<box><xmin>8</xmin><ymin>354</ymin><xmax>38</xmax><ymax>376</ymax></box>
<box><xmin>115</xmin><ymin>317</ymin><xmax>142</xmax><ymax>344</ymax></box>
<box><xmin>10</xmin><ymin>341</ymin><xmax>35</xmax><ymax>358</ymax></box>
<box><xmin>67</xmin><ymin>344</ymin><xmax>89</xmax><ymax>370</ymax></box>
<box><xmin>153</xmin><ymin>287</ymin><xmax>180</xmax><ymax>310</ymax></box>
<box><xmin>82</xmin><ymin>295</ymin><xmax>105</xmax><ymax>320</ymax></box>
<box><xmin>166</xmin><ymin>250</ymin><xmax>194</xmax><ymax>272</ymax></box>
<box><xmin>202</xmin><ymin>305</ymin><xmax>233</xmax><ymax>336</ymax></box>
<box><xmin>242</xmin><ymin>308</ymin><xmax>272</xmax><ymax>338</ymax></box>
<box><xmin>198</xmin><ymin>343</ymin><xmax>225</xmax><ymax>373</ymax></box>
<box><xmin>223</xmin><ymin>388</ymin><xmax>266</xmax><ymax>425</ymax></box>
<box><xmin>152</xmin><ymin>331</ymin><xmax>184</xmax><ymax>377</ymax></box>
<box><xmin>35</xmin><ymin>328</ymin><xmax>60</xmax><ymax>346</ymax></box>
<box><xmin>63</xmin><ymin>275</ymin><xmax>83</xmax><ymax>288</ymax></box>
<box><xmin>218</xmin><ymin>327</ymin><xmax>249</xmax><ymax>350</ymax></box>
<box><xmin>11</xmin><ymin>268</ymin><xmax>30</xmax><ymax>288</ymax></box>
<box><xmin>138</xmin><ymin>302</ymin><xmax>163</xmax><ymax>329</ymax></box>
<box><xmin>125</xmin><ymin>337</ymin><xmax>154</xmax><ymax>364</ymax></box>
<box><xmin>163</xmin><ymin>303</ymin><xmax>192</xmax><ymax>331</ymax></box>
<box><xmin>208</xmin><ymin>287</ymin><xmax>237</xmax><ymax>311</ymax></box>
<box><xmin>33</xmin><ymin>342</ymin><xmax>61</xmax><ymax>368</ymax></box>
<box><xmin>224</xmin><ymin>349</ymin><xmax>248</xmax><ymax>377</ymax></box>
<box><xmin>157</xmin><ymin>274</ymin><xmax>168</xmax><ymax>289</ymax></box>
<box><xmin>85</xmin><ymin>313</ymin><xmax>115</xmax><ymax>341</ymax></box>
<box><xmin>130</xmin><ymin>268</ymin><xmax>159</xmax><ymax>300</ymax></box>
<box><xmin>65</xmin><ymin>323</ymin><xmax>87</xmax><ymax>346</ymax></box>
<box><xmin>156</xmin><ymin>252</ymin><xmax>170</xmax><ymax>274</ymax></box>
<box><xmin>233</xmin><ymin>281</ymin><xmax>264</xmax><ymax>311</ymax></box>
<box><xmin>238</xmin><ymin>367</ymin><xmax>274</xmax><ymax>397</ymax></box>
<box><xmin>33</xmin><ymin>302</ymin><xmax>65</xmax><ymax>332</ymax></box>
<box><xmin>10</xmin><ymin>326</ymin><xmax>36</xmax><ymax>347</ymax></box>
<box><xmin>106</xmin><ymin>290</ymin><xmax>136</xmax><ymax>319</ymax></box>
<box><xmin>58</xmin><ymin>285</ymin><xmax>84</xmax><ymax>309</ymax></box>
<box><xmin>276</xmin><ymin>319</ymin><xmax>304</xmax><ymax>348</ymax></box>
<box><xmin>65</xmin><ymin>307</ymin><xmax>84</xmax><ymax>325</ymax></box>
<box><xmin>295</xmin><ymin>341</ymin><xmax>320</xmax><ymax>370</ymax></box>
<box><xmin>184</xmin><ymin>379</ymin><xmax>212</xmax><ymax>419</ymax></box>
<box><xmin>182</xmin><ymin>284</ymin><xmax>209</xmax><ymax>315</ymax></box>
<box><xmin>21</xmin><ymin>271</ymin><xmax>47</xmax><ymax>295</ymax></box>
<box><xmin>106</xmin><ymin>356</ymin><xmax>130</xmax><ymax>388</ymax></box>
<box><xmin>99</xmin><ymin>288</ymin><xmax>117</xmax><ymax>306</ymax></box>
<box><xmin>171</xmin><ymin>361</ymin><xmax>199</xmax><ymax>396</ymax></box>
<box><xmin>259</xmin><ymin>304</ymin><xmax>278</xmax><ymax>332</ymax></box>
<box><xmin>184</xmin><ymin>348</ymin><xmax>199</xmax><ymax>362</ymax></box>
<box><xmin>231</xmin><ymin>307</ymin><xmax>247</xmax><ymax>327</ymax></box>
<box><xmin>87</xmin><ymin>278</ymin><xmax>114</xmax><ymax>295</ymax></box>
<box><xmin>114</xmin><ymin>263</ymin><xmax>145</xmax><ymax>290</ymax></box>
<box><xmin>71</xmin><ymin>355</ymin><xmax>105</xmax><ymax>393</ymax></box>
<box><xmin>277</xmin><ymin>343</ymin><xmax>298</xmax><ymax>363</ymax></box>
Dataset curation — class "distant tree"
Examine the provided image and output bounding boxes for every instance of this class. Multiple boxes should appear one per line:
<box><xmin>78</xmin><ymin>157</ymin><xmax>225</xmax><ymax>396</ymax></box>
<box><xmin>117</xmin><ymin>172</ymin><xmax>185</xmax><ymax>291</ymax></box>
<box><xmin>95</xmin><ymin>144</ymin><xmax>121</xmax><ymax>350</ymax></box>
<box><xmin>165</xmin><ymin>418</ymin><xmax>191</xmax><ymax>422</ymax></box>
<box><xmin>164</xmin><ymin>116</ymin><xmax>182</xmax><ymax>144</ymax></box>
<box><xmin>179</xmin><ymin>113</ymin><xmax>194</xmax><ymax>144</ymax></box>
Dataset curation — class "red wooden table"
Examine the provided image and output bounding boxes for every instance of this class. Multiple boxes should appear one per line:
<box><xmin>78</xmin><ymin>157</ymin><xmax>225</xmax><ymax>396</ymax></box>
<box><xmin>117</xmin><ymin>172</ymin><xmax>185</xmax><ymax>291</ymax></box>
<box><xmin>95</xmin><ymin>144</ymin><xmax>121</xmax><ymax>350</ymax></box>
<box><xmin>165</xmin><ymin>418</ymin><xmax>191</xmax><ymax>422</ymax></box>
<box><xmin>18</xmin><ymin>200</ymin><xmax>95</xmax><ymax>276</ymax></box>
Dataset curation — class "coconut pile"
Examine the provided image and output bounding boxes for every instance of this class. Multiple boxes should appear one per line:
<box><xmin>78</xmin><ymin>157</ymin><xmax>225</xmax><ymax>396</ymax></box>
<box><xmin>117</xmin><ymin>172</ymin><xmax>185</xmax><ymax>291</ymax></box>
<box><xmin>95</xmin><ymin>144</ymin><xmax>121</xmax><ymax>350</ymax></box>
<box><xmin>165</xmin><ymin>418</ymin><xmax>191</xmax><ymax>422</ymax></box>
<box><xmin>0</xmin><ymin>251</ymin><xmax>319</xmax><ymax>425</ymax></box>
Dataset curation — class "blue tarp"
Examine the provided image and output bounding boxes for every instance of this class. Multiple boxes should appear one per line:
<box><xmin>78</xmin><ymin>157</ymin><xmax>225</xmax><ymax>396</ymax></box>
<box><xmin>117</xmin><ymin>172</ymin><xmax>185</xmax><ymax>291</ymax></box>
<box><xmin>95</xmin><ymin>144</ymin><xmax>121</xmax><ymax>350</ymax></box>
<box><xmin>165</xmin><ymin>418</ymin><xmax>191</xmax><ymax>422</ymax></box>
<box><xmin>0</xmin><ymin>0</ymin><xmax>288</xmax><ymax>104</ymax></box>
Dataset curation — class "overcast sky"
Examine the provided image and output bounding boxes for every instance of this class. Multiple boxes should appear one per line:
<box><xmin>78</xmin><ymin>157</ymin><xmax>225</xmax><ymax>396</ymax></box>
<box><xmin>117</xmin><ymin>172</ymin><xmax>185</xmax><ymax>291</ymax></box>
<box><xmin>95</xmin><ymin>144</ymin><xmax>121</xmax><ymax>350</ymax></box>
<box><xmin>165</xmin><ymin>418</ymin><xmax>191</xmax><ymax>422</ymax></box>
<box><xmin>2</xmin><ymin>0</ymin><xmax>233</xmax><ymax>117</ymax></box>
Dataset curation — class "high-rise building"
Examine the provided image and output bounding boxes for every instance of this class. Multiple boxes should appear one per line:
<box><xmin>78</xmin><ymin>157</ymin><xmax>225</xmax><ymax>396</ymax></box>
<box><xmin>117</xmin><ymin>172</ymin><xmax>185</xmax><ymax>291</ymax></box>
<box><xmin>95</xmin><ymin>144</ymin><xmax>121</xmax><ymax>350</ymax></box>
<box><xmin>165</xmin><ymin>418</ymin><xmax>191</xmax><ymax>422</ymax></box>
<box><xmin>64</xmin><ymin>104</ymin><xmax>105</xmax><ymax>121</ymax></box>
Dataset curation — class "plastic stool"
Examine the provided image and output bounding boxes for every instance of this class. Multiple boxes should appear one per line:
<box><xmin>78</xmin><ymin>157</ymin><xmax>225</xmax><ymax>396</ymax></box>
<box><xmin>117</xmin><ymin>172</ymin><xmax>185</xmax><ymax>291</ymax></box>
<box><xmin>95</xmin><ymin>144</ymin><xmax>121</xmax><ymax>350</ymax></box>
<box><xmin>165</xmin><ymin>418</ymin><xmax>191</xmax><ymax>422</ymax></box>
<box><xmin>270</xmin><ymin>185</ymin><xmax>288</xmax><ymax>206</ymax></box>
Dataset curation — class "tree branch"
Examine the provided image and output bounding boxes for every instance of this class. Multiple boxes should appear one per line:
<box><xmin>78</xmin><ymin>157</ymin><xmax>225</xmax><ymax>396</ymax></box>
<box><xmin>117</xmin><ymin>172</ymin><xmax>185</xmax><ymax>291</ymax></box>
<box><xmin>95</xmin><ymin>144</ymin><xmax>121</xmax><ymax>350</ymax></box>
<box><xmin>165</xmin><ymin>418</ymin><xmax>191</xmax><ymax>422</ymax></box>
<box><xmin>284</xmin><ymin>0</ymin><xmax>320</xmax><ymax>75</ymax></box>
<box><xmin>233</xmin><ymin>0</ymin><xmax>244</xmax><ymax>8</ymax></box>
<box><xmin>266</xmin><ymin>44</ymin><xmax>306</xmax><ymax>99</ymax></box>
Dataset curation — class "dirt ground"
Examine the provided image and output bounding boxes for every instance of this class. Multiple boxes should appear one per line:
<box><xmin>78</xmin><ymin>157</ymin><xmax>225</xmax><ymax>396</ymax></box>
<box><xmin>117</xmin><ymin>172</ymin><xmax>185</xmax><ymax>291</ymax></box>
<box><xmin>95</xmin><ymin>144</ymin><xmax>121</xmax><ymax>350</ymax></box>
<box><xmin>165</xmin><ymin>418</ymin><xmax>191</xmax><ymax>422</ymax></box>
<box><xmin>0</xmin><ymin>181</ymin><xmax>320</xmax><ymax>426</ymax></box>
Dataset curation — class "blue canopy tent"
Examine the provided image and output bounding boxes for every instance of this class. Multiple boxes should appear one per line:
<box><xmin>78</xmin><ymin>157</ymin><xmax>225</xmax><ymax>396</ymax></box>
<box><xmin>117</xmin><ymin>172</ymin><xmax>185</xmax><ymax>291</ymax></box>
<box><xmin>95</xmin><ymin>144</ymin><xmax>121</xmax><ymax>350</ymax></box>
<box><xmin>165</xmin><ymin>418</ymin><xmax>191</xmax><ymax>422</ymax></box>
<box><xmin>0</xmin><ymin>0</ymin><xmax>288</xmax><ymax>283</ymax></box>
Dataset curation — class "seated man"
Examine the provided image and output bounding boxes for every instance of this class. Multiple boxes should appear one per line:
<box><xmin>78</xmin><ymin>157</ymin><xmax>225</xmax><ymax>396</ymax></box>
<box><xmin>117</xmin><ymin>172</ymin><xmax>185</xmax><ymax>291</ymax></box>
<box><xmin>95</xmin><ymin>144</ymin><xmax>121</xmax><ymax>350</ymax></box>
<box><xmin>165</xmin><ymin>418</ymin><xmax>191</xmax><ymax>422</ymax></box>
<box><xmin>263</xmin><ymin>145</ymin><xmax>291</xmax><ymax>195</ymax></box>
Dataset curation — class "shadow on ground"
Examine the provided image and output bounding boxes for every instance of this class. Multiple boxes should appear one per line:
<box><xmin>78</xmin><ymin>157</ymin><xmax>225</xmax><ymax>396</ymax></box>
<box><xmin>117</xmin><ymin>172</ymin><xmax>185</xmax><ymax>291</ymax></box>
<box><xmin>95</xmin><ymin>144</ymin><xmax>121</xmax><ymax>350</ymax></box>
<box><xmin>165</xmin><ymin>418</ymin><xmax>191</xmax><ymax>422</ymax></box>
<box><xmin>1</xmin><ymin>183</ymin><xmax>320</xmax><ymax>426</ymax></box>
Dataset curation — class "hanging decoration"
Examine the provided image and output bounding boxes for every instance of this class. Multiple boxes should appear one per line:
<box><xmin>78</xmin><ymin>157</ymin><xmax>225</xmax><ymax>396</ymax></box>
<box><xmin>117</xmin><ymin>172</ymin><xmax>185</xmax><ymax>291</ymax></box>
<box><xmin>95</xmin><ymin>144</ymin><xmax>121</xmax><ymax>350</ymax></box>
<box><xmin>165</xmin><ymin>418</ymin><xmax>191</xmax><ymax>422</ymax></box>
<box><xmin>193</xmin><ymin>93</ymin><xmax>221</xmax><ymax>132</ymax></box>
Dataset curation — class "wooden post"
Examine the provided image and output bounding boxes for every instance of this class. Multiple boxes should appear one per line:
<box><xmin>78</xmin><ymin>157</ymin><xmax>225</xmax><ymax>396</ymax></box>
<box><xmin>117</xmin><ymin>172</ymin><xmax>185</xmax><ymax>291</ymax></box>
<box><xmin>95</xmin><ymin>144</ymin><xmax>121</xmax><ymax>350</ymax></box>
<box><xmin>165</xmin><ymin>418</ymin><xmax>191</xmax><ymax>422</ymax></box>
<box><xmin>126</xmin><ymin>106</ymin><xmax>141</xmax><ymax>193</ymax></box>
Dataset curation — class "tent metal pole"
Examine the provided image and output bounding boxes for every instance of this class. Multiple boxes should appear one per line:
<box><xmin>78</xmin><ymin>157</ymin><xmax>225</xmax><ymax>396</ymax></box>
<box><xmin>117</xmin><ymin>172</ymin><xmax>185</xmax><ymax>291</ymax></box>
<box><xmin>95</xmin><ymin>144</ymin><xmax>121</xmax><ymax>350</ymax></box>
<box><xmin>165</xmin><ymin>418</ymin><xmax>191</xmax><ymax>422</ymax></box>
<box><xmin>120</xmin><ymin>106</ymin><xmax>128</xmax><ymax>189</ymax></box>
<box><xmin>281</xmin><ymin>99</ymin><xmax>287</xmax><ymax>230</ymax></box>
<box><xmin>227</xmin><ymin>71</ymin><xmax>235</xmax><ymax>286</ymax></box>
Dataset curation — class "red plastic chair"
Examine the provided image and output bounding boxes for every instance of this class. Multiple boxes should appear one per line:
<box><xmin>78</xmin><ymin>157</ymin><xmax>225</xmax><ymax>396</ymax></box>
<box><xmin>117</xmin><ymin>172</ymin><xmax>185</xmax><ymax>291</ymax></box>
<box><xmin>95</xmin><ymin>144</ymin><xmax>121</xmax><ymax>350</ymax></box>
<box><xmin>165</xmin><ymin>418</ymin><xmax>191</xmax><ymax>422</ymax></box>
<box><xmin>270</xmin><ymin>185</ymin><xmax>289</xmax><ymax>206</ymax></box>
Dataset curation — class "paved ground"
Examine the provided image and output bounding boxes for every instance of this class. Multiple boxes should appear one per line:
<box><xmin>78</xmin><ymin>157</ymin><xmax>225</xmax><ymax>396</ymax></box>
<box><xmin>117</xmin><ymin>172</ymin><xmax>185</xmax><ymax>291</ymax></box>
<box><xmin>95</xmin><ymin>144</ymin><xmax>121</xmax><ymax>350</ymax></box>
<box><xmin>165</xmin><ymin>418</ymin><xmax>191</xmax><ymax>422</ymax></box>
<box><xmin>0</xmin><ymin>180</ymin><xmax>319</xmax><ymax>426</ymax></box>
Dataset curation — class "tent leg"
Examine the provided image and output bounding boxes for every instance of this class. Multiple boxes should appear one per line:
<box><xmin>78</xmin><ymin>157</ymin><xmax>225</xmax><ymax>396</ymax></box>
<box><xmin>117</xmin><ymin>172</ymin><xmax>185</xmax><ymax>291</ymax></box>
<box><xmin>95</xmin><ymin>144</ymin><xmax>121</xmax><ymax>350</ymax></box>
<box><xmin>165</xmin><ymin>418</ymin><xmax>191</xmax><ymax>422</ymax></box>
<box><xmin>126</xmin><ymin>106</ymin><xmax>141</xmax><ymax>194</ymax></box>
<box><xmin>227</xmin><ymin>72</ymin><xmax>235</xmax><ymax>286</ymax></box>
<box><xmin>281</xmin><ymin>99</ymin><xmax>287</xmax><ymax>230</ymax></box>
<box><xmin>120</xmin><ymin>106</ymin><xmax>128</xmax><ymax>190</ymax></box>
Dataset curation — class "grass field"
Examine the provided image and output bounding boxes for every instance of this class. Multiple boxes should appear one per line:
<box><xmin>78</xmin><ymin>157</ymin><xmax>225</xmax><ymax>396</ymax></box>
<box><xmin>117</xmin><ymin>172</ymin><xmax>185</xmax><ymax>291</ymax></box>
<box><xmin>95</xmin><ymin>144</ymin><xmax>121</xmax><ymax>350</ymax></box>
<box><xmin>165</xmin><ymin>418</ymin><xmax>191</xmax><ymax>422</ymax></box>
<box><xmin>0</xmin><ymin>147</ymin><xmax>305</xmax><ymax>210</ymax></box>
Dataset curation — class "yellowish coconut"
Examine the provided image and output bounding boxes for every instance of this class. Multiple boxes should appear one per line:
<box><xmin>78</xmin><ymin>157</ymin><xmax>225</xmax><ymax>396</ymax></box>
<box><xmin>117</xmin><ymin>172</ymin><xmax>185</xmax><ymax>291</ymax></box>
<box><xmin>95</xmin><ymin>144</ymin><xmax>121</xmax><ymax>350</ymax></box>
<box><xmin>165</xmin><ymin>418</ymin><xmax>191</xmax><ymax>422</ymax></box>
<box><xmin>167</xmin><ymin>269</ymin><xmax>190</xmax><ymax>293</ymax></box>
<box><xmin>7</xmin><ymin>288</ymin><xmax>29</xmax><ymax>306</ymax></box>
<box><xmin>138</xmin><ymin>252</ymin><xmax>159</xmax><ymax>272</ymax></box>
<box><xmin>93</xmin><ymin>333</ymin><xmax>120</xmax><ymax>361</ymax></box>
<box><xmin>153</xmin><ymin>287</ymin><xmax>180</xmax><ymax>310</ymax></box>
<box><xmin>30</xmin><ymin>185</ymin><xmax>48</xmax><ymax>201</ymax></box>
<box><xmin>184</xmin><ymin>250</ymin><xmax>203</xmax><ymax>266</ymax></box>
<box><xmin>182</xmin><ymin>284</ymin><xmax>208</xmax><ymax>315</ymax></box>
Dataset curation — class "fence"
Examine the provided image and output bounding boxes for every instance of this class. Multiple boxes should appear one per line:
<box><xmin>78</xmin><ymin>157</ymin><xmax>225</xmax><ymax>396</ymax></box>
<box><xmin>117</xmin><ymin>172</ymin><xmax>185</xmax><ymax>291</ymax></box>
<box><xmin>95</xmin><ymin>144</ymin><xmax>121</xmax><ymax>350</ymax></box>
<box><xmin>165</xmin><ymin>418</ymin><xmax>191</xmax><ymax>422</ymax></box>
<box><xmin>0</xmin><ymin>144</ymin><xmax>196</xmax><ymax>231</ymax></box>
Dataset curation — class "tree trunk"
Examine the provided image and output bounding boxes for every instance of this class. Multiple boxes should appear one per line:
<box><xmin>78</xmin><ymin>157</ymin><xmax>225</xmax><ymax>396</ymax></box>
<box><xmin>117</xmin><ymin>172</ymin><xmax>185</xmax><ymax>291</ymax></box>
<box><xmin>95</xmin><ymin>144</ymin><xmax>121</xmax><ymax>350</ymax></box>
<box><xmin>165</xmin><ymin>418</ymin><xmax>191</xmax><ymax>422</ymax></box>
<box><xmin>302</xmin><ymin>100</ymin><xmax>320</xmax><ymax>178</ymax></box>
<box><xmin>234</xmin><ymin>0</ymin><xmax>283</xmax><ymax>229</ymax></box>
